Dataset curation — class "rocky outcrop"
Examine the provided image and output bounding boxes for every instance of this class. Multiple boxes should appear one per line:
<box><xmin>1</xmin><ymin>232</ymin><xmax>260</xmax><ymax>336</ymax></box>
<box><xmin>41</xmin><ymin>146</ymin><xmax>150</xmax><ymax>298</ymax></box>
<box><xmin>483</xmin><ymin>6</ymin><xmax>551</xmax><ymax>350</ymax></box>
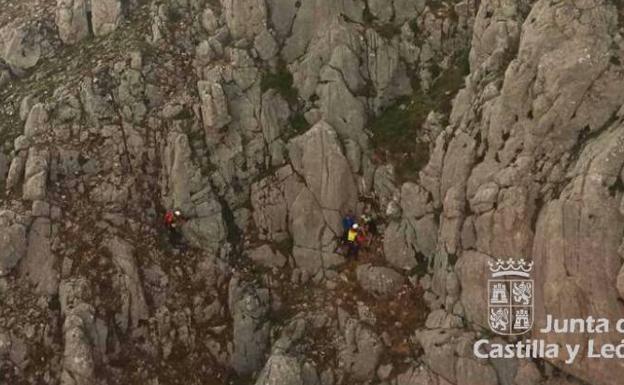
<box><xmin>248</xmin><ymin>244</ymin><xmax>287</xmax><ymax>268</ymax></box>
<box><xmin>56</xmin><ymin>0</ymin><xmax>89</xmax><ymax>45</ymax></box>
<box><xmin>92</xmin><ymin>0</ymin><xmax>122</xmax><ymax>36</ymax></box>
<box><xmin>5</xmin><ymin>0</ymin><xmax>624</xmax><ymax>384</ymax></box>
<box><xmin>104</xmin><ymin>236</ymin><xmax>149</xmax><ymax>332</ymax></box>
<box><xmin>287</xmin><ymin>121</ymin><xmax>357</xmax><ymax>278</ymax></box>
<box><xmin>0</xmin><ymin>211</ymin><xmax>28</xmax><ymax>276</ymax></box>
<box><xmin>162</xmin><ymin>131</ymin><xmax>226</xmax><ymax>253</ymax></box>
<box><xmin>415</xmin><ymin>329</ymin><xmax>498</xmax><ymax>385</ymax></box>
<box><xmin>337</xmin><ymin>313</ymin><xmax>384</xmax><ymax>382</ymax></box>
<box><xmin>356</xmin><ymin>264</ymin><xmax>406</xmax><ymax>298</ymax></box>
<box><xmin>414</xmin><ymin>1</ymin><xmax>624</xmax><ymax>384</ymax></box>
<box><xmin>23</xmin><ymin>147</ymin><xmax>48</xmax><ymax>201</ymax></box>
<box><xmin>19</xmin><ymin>216</ymin><xmax>58</xmax><ymax>296</ymax></box>
<box><xmin>0</xmin><ymin>23</ymin><xmax>42</xmax><ymax>72</ymax></box>
<box><xmin>59</xmin><ymin>279</ymin><xmax>96</xmax><ymax>385</ymax></box>
<box><xmin>228</xmin><ymin>276</ymin><xmax>271</xmax><ymax>376</ymax></box>
<box><xmin>254</xmin><ymin>355</ymin><xmax>303</xmax><ymax>385</ymax></box>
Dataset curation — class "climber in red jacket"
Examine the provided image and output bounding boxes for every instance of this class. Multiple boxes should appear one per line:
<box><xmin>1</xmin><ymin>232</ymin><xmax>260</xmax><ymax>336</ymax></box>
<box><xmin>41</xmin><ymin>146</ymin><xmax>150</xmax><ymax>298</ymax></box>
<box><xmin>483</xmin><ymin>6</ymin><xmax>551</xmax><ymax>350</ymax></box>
<box><xmin>164</xmin><ymin>209</ymin><xmax>184</xmax><ymax>245</ymax></box>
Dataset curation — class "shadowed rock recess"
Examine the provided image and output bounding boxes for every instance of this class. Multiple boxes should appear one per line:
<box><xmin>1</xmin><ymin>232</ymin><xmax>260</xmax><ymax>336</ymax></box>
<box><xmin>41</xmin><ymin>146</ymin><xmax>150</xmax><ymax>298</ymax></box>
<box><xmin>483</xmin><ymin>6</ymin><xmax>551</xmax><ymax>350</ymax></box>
<box><xmin>1</xmin><ymin>0</ymin><xmax>624</xmax><ymax>384</ymax></box>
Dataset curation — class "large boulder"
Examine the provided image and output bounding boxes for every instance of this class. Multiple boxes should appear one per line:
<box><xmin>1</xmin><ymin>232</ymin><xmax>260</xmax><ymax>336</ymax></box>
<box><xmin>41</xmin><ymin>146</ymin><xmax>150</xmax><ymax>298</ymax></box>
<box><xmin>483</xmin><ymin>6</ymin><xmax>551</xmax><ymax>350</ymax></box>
<box><xmin>337</xmin><ymin>316</ymin><xmax>383</xmax><ymax>382</ymax></box>
<box><xmin>59</xmin><ymin>279</ymin><xmax>96</xmax><ymax>385</ymax></box>
<box><xmin>19</xmin><ymin>217</ymin><xmax>58</xmax><ymax>295</ymax></box>
<box><xmin>383</xmin><ymin>221</ymin><xmax>419</xmax><ymax>270</ymax></box>
<box><xmin>221</xmin><ymin>0</ymin><xmax>268</xmax><ymax>42</ymax></box>
<box><xmin>455</xmin><ymin>251</ymin><xmax>492</xmax><ymax>329</ymax></box>
<box><xmin>356</xmin><ymin>264</ymin><xmax>406</xmax><ymax>298</ymax></box>
<box><xmin>104</xmin><ymin>236</ymin><xmax>149</xmax><ymax>332</ymax></box>
<box><xmin>287</xmin><ymin>121</ymin><xmax>357</xmax><ymax>276</ymax></box>
<box><xmin>0</xmin><ymin>211</ymin><xmax>28</xmax><ymax>276</ymax></box>
<box><xmin>288</xmin><ymin>121</ymin><xmax>358</xmax><ymax>222</ymax></box>
<box><xmin>23</xmin><ymin>147</ymin><xmax>49</xmax><ymax>201</ymax></box>
<box><xmin>229</xmin><ymin>276</ymin><xmax>271</xmax><ymax>375</ymax></box>
<box><xmin>254</xmin><ymin>355</ymin><xmax>303</xmax><ymax>385</ymax></box>
<box><xmin>0</xmin><ymin>23</ymin><xmax>42</xmax><ymax>71</ymax></box>
<box><xmin>162</xmin><ymin>132</ymin><xmax>226</xmax><ymax>253</ymax></box>
<box><xmin>92</xmin><ymin>0</ymin><xmax>123</xmax><ymax>36</ymax></box>
<box><xmin>56</xmin><ymin>0</ymin><xmax>90</xmax><ymax>45</ymax></box>
<box><xmin>198</xmin><ymin>81</ymin><xmax>231</xmax><ymax>132</ymax></box>
<box><xmin>248</xmin><ymin>245</ymin><xmax>287</xmax><ymax>268</ymax></box>
<box><xmin>251</xmin><ymin>165</ymin><xmax>304</xmax><ymax>242</ymax></box>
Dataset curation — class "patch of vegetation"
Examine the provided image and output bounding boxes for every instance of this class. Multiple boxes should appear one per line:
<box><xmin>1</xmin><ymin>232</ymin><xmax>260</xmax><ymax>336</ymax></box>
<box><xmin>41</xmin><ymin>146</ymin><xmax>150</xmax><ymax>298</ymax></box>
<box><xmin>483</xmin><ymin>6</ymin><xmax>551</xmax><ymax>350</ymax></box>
<box><xmin>410</xmin><ymin>253</ymin><xmax>430</xmax><ymax>278</ymax></box>
<box><xmin>369</xmin><ymin>53</ymin><xmax>467</xmax><ymax>182</ymax></box>
<box><xmin>430</xmin><ymin>62</ymin><xmax>442</xmax><ymax>79</ymax></box>
<box><xmin>458</xmin><ymin>46</ymin><xmax>471</xmax><ymax>76</ymax></box>
<box><xmin>447</xmin><ymin>253</ymin><xmax>458</xmax><ymax>266</ymax></box>
<box><xmin>165</xmin><ymin>6</ymin><xmax>184</xmax><ymax>23</ymax></box>
<box><xmin>274</xmin><ymin>237</ymin><xmax>294</xmax><ymax>258</ymax></box>
<box><xmin>288</xmin><ymin>112</ymin><xmax>310</xmax><ymax>137</ymax></box>
<box><xmin>260</xmin><ymin>61</ymin><xmax>298</xmax><ymax>105</ymax></box>
<box><xmin>377</xmin><ymin>23</ymin><xmax>402</xmax><ymax>40</ymax></box>
<box><xmin>363</xmin><ymin>7</ymin><xmax>375</xmax><ymax>24</ymax></box>
<box><xmin>618</xmin><ymin>1</ymin><xmax>624</xmax><ymax>29</ymax></box>
<box><xmin>409</xmin><ymin>18</ymin><xmax>419</xmax><ymax>35</ymax></box>
<box><xmin>427</xmin><ymin>0</ymin><xmax>447</xmax><ymax>12</ymax></box>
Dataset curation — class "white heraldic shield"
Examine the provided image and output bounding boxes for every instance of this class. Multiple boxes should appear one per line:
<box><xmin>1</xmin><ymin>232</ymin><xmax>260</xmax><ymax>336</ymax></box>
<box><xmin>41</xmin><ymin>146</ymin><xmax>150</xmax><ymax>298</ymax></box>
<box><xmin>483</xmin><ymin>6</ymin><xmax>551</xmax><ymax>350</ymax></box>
<box><xmin>487</xmin><ymin>259</ymin><xmax>533</xmax><ymax>335</ymax></box>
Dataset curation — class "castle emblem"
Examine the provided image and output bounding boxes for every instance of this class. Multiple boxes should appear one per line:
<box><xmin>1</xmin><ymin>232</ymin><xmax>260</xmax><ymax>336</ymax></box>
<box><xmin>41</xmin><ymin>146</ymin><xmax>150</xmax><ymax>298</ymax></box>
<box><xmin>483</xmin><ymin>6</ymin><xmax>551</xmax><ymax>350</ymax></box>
<box><xmin>487</xmin><ymin>258</ymin><xmax>534</xmax><ymax>335</ymax></box>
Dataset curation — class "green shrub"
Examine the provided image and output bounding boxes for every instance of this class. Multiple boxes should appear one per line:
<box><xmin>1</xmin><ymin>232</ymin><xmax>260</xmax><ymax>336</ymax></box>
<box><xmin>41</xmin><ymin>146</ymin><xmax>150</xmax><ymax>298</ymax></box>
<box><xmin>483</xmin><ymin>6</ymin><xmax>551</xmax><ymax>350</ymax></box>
<box><xmin>369</xmin><ymin>54</ymin><xmax>468</xmax><ymax>182</ymax></box>
<box><xmin>260</xmin><ymin>62</ymin><xmax>298</xmax><ymax>105</ymax></box>
<box><xmin>288</xmin><ymin>112</ymin><xmax>309</xmax><ymax>136</ymax></box>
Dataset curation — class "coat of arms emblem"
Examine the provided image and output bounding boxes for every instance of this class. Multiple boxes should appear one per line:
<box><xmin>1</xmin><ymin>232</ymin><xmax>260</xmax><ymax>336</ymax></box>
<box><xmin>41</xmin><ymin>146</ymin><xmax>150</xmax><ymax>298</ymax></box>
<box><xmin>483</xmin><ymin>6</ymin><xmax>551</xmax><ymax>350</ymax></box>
<box><xmin>487</xmin><ymin>258</ymin><xmax>533</xmax><ymax>335</ymax></box>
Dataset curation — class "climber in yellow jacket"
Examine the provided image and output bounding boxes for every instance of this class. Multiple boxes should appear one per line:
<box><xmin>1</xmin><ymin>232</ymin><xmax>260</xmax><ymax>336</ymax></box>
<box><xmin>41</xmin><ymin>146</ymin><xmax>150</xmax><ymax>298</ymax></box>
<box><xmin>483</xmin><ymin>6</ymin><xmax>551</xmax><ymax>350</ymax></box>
<box><xmin>346</xmin><ymin>223</ymin><xmax>360</xmax><ymax>259</ymax></box>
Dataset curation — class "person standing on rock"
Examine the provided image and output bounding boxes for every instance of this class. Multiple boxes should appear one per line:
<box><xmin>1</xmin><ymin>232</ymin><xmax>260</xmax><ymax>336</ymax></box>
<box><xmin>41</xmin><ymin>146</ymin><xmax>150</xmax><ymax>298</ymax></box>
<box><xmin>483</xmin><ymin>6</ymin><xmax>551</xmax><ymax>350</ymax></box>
<box><xmin>164</xmin><ymin>209</ymin><xmax>185</xmax><ymax>246</ymax></box>
<box><xmin>360</xmin><ymin>211</ymin><xmax>377</xmax><ymax>245</ymax></box>
<box><xmin>346</xmin><ymin>223</ymin><xmax>360</xmax><ymax>259</ymax></box>
<box><xmin>342</xmin><ymin>210</ymin><xmax>356</xmax><ymax>239</ymax></box>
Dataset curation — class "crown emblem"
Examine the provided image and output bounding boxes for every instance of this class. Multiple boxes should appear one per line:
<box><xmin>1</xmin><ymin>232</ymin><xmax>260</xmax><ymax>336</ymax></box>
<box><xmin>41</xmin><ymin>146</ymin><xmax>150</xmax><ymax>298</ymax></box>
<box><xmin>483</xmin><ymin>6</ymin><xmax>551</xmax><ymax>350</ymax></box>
<box><xmin>488</xmin><ymin>258</ymin><xmax>533</xmax><ymax>278</ymax></box>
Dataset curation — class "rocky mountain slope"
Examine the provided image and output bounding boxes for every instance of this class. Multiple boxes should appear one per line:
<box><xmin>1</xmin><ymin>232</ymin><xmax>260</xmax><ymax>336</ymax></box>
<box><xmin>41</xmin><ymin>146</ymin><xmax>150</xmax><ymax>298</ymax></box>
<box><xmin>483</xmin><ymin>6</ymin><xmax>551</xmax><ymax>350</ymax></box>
<box><xmin>1</xmin><ymin>0</ymin><xmax>624</xmax><ymax>384</ymax></box>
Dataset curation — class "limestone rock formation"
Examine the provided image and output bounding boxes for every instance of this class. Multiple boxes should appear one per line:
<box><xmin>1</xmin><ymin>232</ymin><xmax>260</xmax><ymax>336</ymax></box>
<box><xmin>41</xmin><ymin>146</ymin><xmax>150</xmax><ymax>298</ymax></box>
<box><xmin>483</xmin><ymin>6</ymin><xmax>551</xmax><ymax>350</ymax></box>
<box><xmin>0</xmin><ymin>211</ymin><xmax>28</xmax><ymax>276</ymax></box>
<box><xmin>56</xmin><ymin>0</ymin><xmax>89</xmax><ymax>45</ymax></box>
<box><xmin>2</xmin><ymin>0</ymin><xmax>624</xmax><ymax>385</ymax></box>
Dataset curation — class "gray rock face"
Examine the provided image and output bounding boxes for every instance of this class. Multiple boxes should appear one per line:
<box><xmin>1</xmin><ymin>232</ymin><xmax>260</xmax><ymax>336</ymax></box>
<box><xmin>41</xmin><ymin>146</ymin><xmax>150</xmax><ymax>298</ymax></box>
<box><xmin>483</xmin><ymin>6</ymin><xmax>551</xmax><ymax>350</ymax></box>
<box><xmin>415</xmin><ymin>0</ymin><xmax>624</xmax><ymax>384</ymax></box>
<box><xmin>260</xmin><ymin>90</ymin><xmax>290</xmax><ymax>166</ymax></box>
<box><xmin>255</xmin><ymin>355</ymin><xmax>303</xmax><ymax>385</ymax></box>
<box><xmin>248</xmin><ymin>245</ymin><xmax>287</xmax><ymax>268</ymax></box>
<box><xmin>222</xmin><ymin>0</ymin><xmax>267</xmax><ymax>42</ymax></box>
<box><xmin>162</xmin><ymin>131</ymin><xmax>226</xmax><ymax>253</ymax></box>
<box><xmin>287</xmin><ymin>121</ymin><xmax>357</xmax><ymax>276</ymax></box>
<box><xmin>356</xmin><ymin>264</ymin><xmax>405</xmax><ymax>298</ymax></box>
<box><xmin>383</xmin><ymin>221</ymin><xmax>418</xmax><ymax>270</ymax></box>
<box><xmin>23</xmin><ymin>147</ymin><xmax>49</xmax><ymax>201</ymax></box>
<box><xmin>56</xmin><ymin>0</ymin><xmax>90</xmax><ymax>44</ymax></box>
<box><xmin>0</xmin><ymin>211</ymin><xmax>28</xmax><ymax>276</ymax></box>
<box><xmin>0</xmin><ymin>153</ymin><xmax>7</xmax><ymax>184</ymax></box>
<box><xmin>19</xmin><ymin>217</ymin><xmax>58</xmax><ymax>296</ymax></box>
<box><xmin>6</xmin><ymin>0</ymin><xmax>624</xmax><ymax>383</ymax></box>
<box><xmin>198</xmin><ymin>81</ymin><xmax>231</xmax><ymax>131</ymax></box>
<box><xmin>251</xmin><ymin>165</ymin><xmax>304</xmax><ymax>242</ymax></box>
<box><xmin>92</xmin><ymin>0</ymin><xmax>122</xmax><ymax>36</ymax></box>
<box><xmin>416</xmin><ymin>329</ymin><xmax>498</xmax><ymax>385</ymax></box>
<box><xmin>254</xmin><ymin>30</ymin><xmax>278</xmax><ymax>61</ymax></box>
<box><xmin>104</xmin><ymin>236</ymin><xmax>149</xmax><ymax>331</ymax></box>
<box><xmin>454</xmin><ymin>251</ymin><xmax>491</xmax><ymax>329</ymax></box>
<box><xmin>0</xmin><ymin>23</ymin><xmax>42</xmax><ymax>71</ymax></box>
<box><xmin>229</xmin><ymin>276</ymin><xmax>271</xmax><ymax>376</ymax></box>
<box><xmin>338</xmin><ymin>316</ymin><xmax>383</xmax><ymax>382</ymax></box>
<box><xmin>59</xmin><ymin>279</ymin><xmax>96</xmax><ymax>385</ymax></box>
